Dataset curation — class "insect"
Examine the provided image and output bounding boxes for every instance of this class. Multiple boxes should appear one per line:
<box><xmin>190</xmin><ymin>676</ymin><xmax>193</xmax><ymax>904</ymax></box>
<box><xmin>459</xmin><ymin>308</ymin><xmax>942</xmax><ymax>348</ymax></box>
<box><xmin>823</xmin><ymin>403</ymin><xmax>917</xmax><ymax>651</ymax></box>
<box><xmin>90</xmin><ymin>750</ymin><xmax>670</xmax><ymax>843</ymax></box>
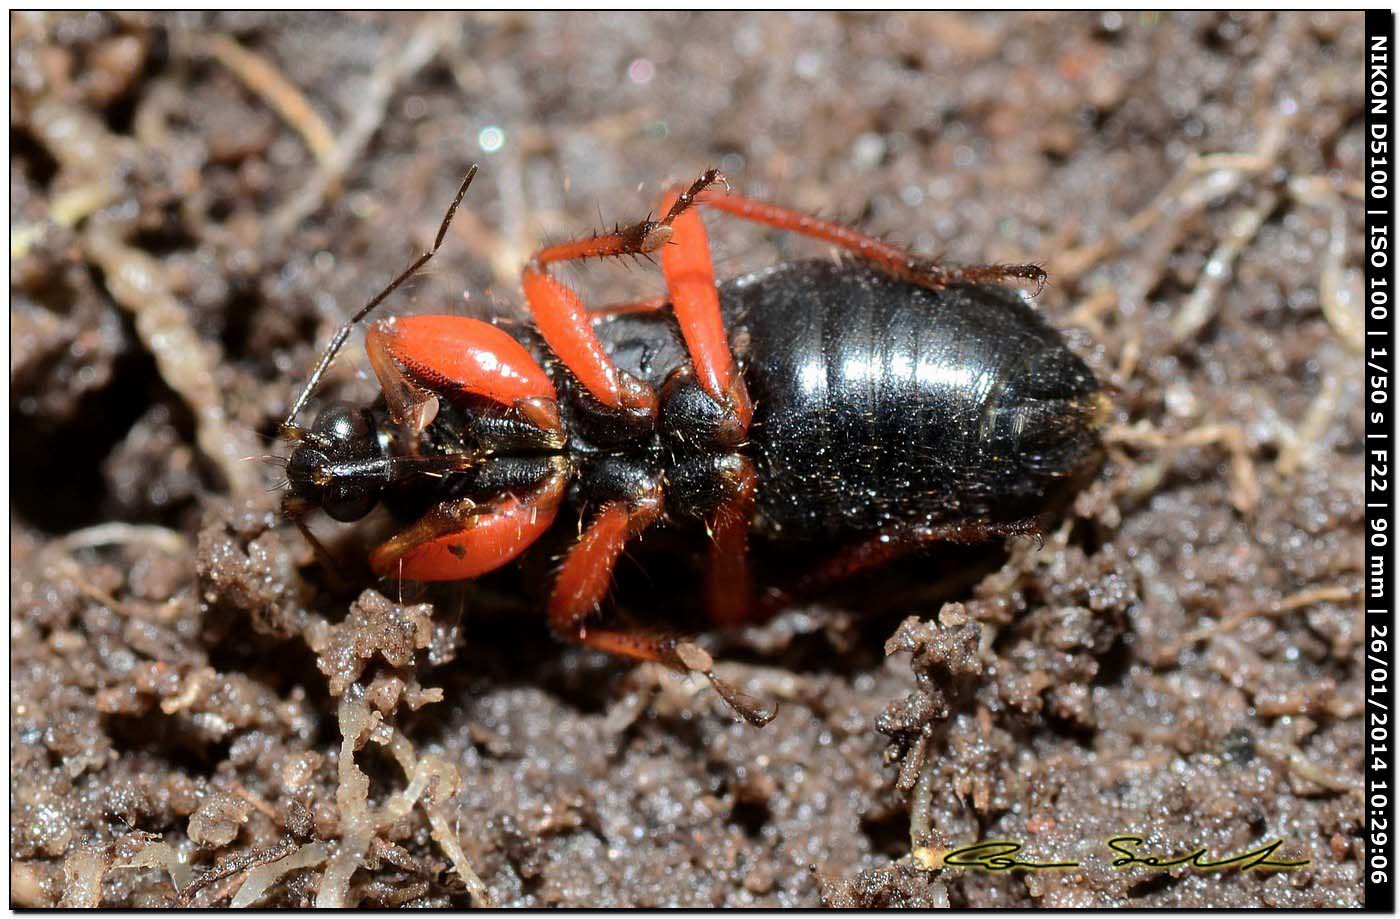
<box><xmin>281</xmin><ymin>165</ymin><xmax>1108</xmax><ymax>724</ymax></box>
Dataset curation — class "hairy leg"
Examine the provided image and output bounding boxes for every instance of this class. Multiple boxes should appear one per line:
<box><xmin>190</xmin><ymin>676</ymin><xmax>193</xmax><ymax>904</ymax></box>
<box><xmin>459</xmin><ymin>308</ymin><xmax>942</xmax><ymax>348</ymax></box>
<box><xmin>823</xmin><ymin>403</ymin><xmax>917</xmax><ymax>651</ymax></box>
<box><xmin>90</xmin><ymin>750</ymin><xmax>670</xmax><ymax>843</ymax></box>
<box><xmin>696</xmin><ymin>187</ymin><xmax>1047</xmax><ymax>294</ymax></box>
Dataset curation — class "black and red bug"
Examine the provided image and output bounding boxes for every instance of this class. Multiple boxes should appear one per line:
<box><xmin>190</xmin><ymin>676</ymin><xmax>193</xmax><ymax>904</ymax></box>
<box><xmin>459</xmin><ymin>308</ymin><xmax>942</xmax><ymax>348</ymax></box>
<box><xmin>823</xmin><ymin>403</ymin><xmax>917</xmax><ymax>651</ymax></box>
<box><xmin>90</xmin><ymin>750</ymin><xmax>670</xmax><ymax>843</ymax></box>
<box><xmin>281</xmin><ymin>165</ymin><xmax>1108</xmax><ymax>724</ymax></box>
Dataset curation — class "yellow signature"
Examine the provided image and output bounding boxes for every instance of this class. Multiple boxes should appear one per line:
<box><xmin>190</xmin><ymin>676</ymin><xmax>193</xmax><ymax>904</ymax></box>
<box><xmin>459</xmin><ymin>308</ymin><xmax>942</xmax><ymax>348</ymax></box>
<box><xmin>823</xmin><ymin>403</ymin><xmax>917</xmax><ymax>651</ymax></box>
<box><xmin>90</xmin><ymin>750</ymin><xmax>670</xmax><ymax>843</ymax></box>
<box><xmin>933</xmin><ymin>837</ymin><xmax>1309</xmax><ymax>874</ymax></box>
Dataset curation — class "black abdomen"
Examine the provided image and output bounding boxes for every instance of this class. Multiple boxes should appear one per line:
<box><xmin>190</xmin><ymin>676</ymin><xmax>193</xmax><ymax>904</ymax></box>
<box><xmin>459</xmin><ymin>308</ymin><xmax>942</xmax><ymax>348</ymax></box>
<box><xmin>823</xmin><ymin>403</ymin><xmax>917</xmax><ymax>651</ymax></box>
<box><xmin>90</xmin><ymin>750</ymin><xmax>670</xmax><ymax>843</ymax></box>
<box><xmin>721</xmin><ymin>260</ymin><xmax>1103</xmax><ymax>539</ymax></box>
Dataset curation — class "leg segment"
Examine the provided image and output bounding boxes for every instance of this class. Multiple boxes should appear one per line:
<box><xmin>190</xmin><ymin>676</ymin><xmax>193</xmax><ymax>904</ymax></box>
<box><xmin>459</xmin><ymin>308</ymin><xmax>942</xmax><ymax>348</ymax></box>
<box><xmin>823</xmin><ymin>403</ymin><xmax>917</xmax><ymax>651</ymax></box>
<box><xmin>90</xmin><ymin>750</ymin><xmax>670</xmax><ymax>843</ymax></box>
<box><xmin>521</xmin><ymin>269</ymin><xmax>658</xmax><ymax>418</ymax></box>
<box><xmin>548</xmin><ymin>491</ymin><xmax>664</xmax><ymax>641</ymax></box>
<box><xmin>759</xmin><ymin>517</ymin><xmax>1043</xmax><ymax>617</ymax></box>
<box><xmin>694</xmin><ymin>188</ymin><xmax>1047</xmax><ymax>294</ymax></box>
<box><xmin>370</xmin><ymin>462</ymin><xmax>567</xmax><ymax>581</ymax></box>
<box><xmin>282</xmin><ymin>493</ymin><xmax>350</xmax><ymax>584</ymax></box>
<box><xmin>546</xmin><ymin>474</ymin><xmax>775</xmax><ymax>726</ymax></box>
<box><xmin>366</xmin><ymin>315</ymin><xmax>563</xmax><ymax>445</ymax></box>
<box><xmin>657</xmin><ymin>178</ymin><xmax>753</xmax><ymax>438</ymax></box>
<box><xmin>546</xmin><ymin>493</ymin><xmax>679</xmax><ymax>665</ymax></box>
<box><xmin>704</xmin><ymin>457</ymin><xmax>757</xmax><ymax>629</ymax></box>
<box><xmin>518</xmin><ymin>171</ymin><xmax>731</xmax><ymax>422</ymax></box>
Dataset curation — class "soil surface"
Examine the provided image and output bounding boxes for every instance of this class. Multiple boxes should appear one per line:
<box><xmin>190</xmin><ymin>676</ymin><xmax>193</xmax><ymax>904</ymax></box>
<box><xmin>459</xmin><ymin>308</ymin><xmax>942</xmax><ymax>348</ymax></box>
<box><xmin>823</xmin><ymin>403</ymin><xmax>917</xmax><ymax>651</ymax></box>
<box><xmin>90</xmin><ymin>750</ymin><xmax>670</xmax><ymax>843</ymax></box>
<box><xmin>10</xmin><ymin>11</ymin><xmax>1365</xmax><ymax>907</ymax></box>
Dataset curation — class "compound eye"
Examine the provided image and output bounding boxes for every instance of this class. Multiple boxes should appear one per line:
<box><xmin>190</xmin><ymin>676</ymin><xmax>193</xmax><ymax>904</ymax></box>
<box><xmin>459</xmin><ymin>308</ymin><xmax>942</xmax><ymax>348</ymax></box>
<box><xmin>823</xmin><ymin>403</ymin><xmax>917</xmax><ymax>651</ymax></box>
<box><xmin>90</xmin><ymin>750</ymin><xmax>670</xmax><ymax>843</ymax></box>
<box><xmin>322</xmin><ymin>481</ymin><xmax>377</xmax><ymax>522</ymax></box>
<box><xmin>314</xmin><ymin>401</ymin><xmax>376</xmax><ymax>451</ymax></box>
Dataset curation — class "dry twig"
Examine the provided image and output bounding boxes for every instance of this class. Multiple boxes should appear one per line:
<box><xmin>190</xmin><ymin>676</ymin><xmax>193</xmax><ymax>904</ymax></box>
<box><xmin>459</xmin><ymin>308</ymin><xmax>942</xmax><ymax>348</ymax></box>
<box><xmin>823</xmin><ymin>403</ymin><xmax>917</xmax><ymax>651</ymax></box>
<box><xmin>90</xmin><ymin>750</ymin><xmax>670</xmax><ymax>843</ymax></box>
<box><xmin>195</xmin><ymin>33</ymin><xmax>338</xmax><ymax>167</ymax></box>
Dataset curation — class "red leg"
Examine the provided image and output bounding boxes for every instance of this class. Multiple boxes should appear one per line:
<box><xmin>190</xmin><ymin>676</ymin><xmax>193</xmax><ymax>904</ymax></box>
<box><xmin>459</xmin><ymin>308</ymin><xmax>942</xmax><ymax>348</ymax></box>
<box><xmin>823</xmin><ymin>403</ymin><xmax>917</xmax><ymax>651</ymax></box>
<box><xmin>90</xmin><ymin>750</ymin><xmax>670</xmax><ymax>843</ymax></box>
<box><xmin>370</xmin><ymin>463</ymin><xmax>568</xmax><ymax>581</ymax></box>
<box><xmin>657</xmin><ymin>179</ymin><xmax>753</xmax><ymax>437</ymax></box>
<box><xmin>705</xmin><ymin>457</ymin><xmax>757</xmax><ymax>629</ymax></box>
<box><xmin>695</xmin><ymin>189</ymin><xmax>1047</xmax><ymax>294</ymax></box>
<box><xmin>283</xmin><ymin>166</ymin><xmax>478</xmax><ymax>437</ymax></box>
<box><xmin>759</xmin><ymin>517</ymin><xmax>1043</xmax><ymax>617</ymax></box>
<box><xmin>548</xmin><ymin>494</ymin><xmax>663</xmax><ymax>642</ymax></box>
<box><xmin>366</xmin><ymin>315</ymin><xmax>563</xmax><ymax>445</ymax></box>
<box><xmin>547</xmin><ymin>496</ymin><xmax>686</xmax><ymax>665</ymax></box>
<box><xmin>519</xmin><ymin>199</ymin><xmax>701</xmax><ymax>417</ymax></box>
<box><xmin>547</xmin><ymin>485</ymin><xmax>775</xmax><ymax>726</ymax></box>
<box><xmin>518</xmin><ymin>171</ymin><xmax>734</xmax><ymax>421</ymax></box>
<box><xmin>521</xmin><ymin>268</ymin><xmax>658</xmax><ymax>417</ymax></box>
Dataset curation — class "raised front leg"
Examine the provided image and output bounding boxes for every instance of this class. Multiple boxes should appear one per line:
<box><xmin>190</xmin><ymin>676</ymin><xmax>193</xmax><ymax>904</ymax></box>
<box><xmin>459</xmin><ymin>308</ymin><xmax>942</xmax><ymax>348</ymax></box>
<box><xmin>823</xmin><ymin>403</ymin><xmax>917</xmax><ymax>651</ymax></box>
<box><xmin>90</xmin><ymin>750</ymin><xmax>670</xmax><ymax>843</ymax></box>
<box><xmin>518</xmin><ymin>171</ymin><xmax>750</xmax><ymax>437</ymax></box>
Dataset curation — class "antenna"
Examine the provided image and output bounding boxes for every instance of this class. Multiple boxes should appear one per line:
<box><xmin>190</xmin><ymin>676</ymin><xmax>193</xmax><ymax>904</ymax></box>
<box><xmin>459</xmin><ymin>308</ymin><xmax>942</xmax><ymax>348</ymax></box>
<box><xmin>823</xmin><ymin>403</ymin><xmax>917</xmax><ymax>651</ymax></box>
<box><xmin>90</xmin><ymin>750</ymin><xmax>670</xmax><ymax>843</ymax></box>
<box><xmin>281</xmin><ymin>165</ymin><xmax>479</xmax><ymax>436</ymax></box>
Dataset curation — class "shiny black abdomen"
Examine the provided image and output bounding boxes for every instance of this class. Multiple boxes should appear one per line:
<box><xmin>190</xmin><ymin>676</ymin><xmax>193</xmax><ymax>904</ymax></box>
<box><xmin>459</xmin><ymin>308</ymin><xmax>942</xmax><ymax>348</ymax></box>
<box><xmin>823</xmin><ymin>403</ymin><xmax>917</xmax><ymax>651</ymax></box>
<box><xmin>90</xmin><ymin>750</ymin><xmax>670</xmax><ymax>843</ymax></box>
<box><xmin>594</xmin><ymin>259</ymin><xmax>1102</xmax><ymax>541</ymax></box>
<box><xmin>721</xmin><ymin>260</ymin><xmax>1102</xmax><ymax>539</ymax></box>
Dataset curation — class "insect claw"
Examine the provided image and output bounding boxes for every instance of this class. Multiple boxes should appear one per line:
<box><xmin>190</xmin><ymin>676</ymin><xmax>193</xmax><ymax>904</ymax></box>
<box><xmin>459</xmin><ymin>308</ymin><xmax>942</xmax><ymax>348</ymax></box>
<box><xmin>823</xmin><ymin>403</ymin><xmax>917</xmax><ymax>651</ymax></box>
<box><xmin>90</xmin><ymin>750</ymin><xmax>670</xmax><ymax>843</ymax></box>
<box><xmin>674</xmin><ymin>641</ymin><xmax>775</xmax><ymax>727</ymax></box>
<box><xmin>1022</xmin><ymin>265</ymin><xmax>1049</xmax><ymax>297</ymax></box>
<box><xmin>707</xmin><ymin>672</ymin><xmax>778</xmax><ymax>728</ymax></box>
